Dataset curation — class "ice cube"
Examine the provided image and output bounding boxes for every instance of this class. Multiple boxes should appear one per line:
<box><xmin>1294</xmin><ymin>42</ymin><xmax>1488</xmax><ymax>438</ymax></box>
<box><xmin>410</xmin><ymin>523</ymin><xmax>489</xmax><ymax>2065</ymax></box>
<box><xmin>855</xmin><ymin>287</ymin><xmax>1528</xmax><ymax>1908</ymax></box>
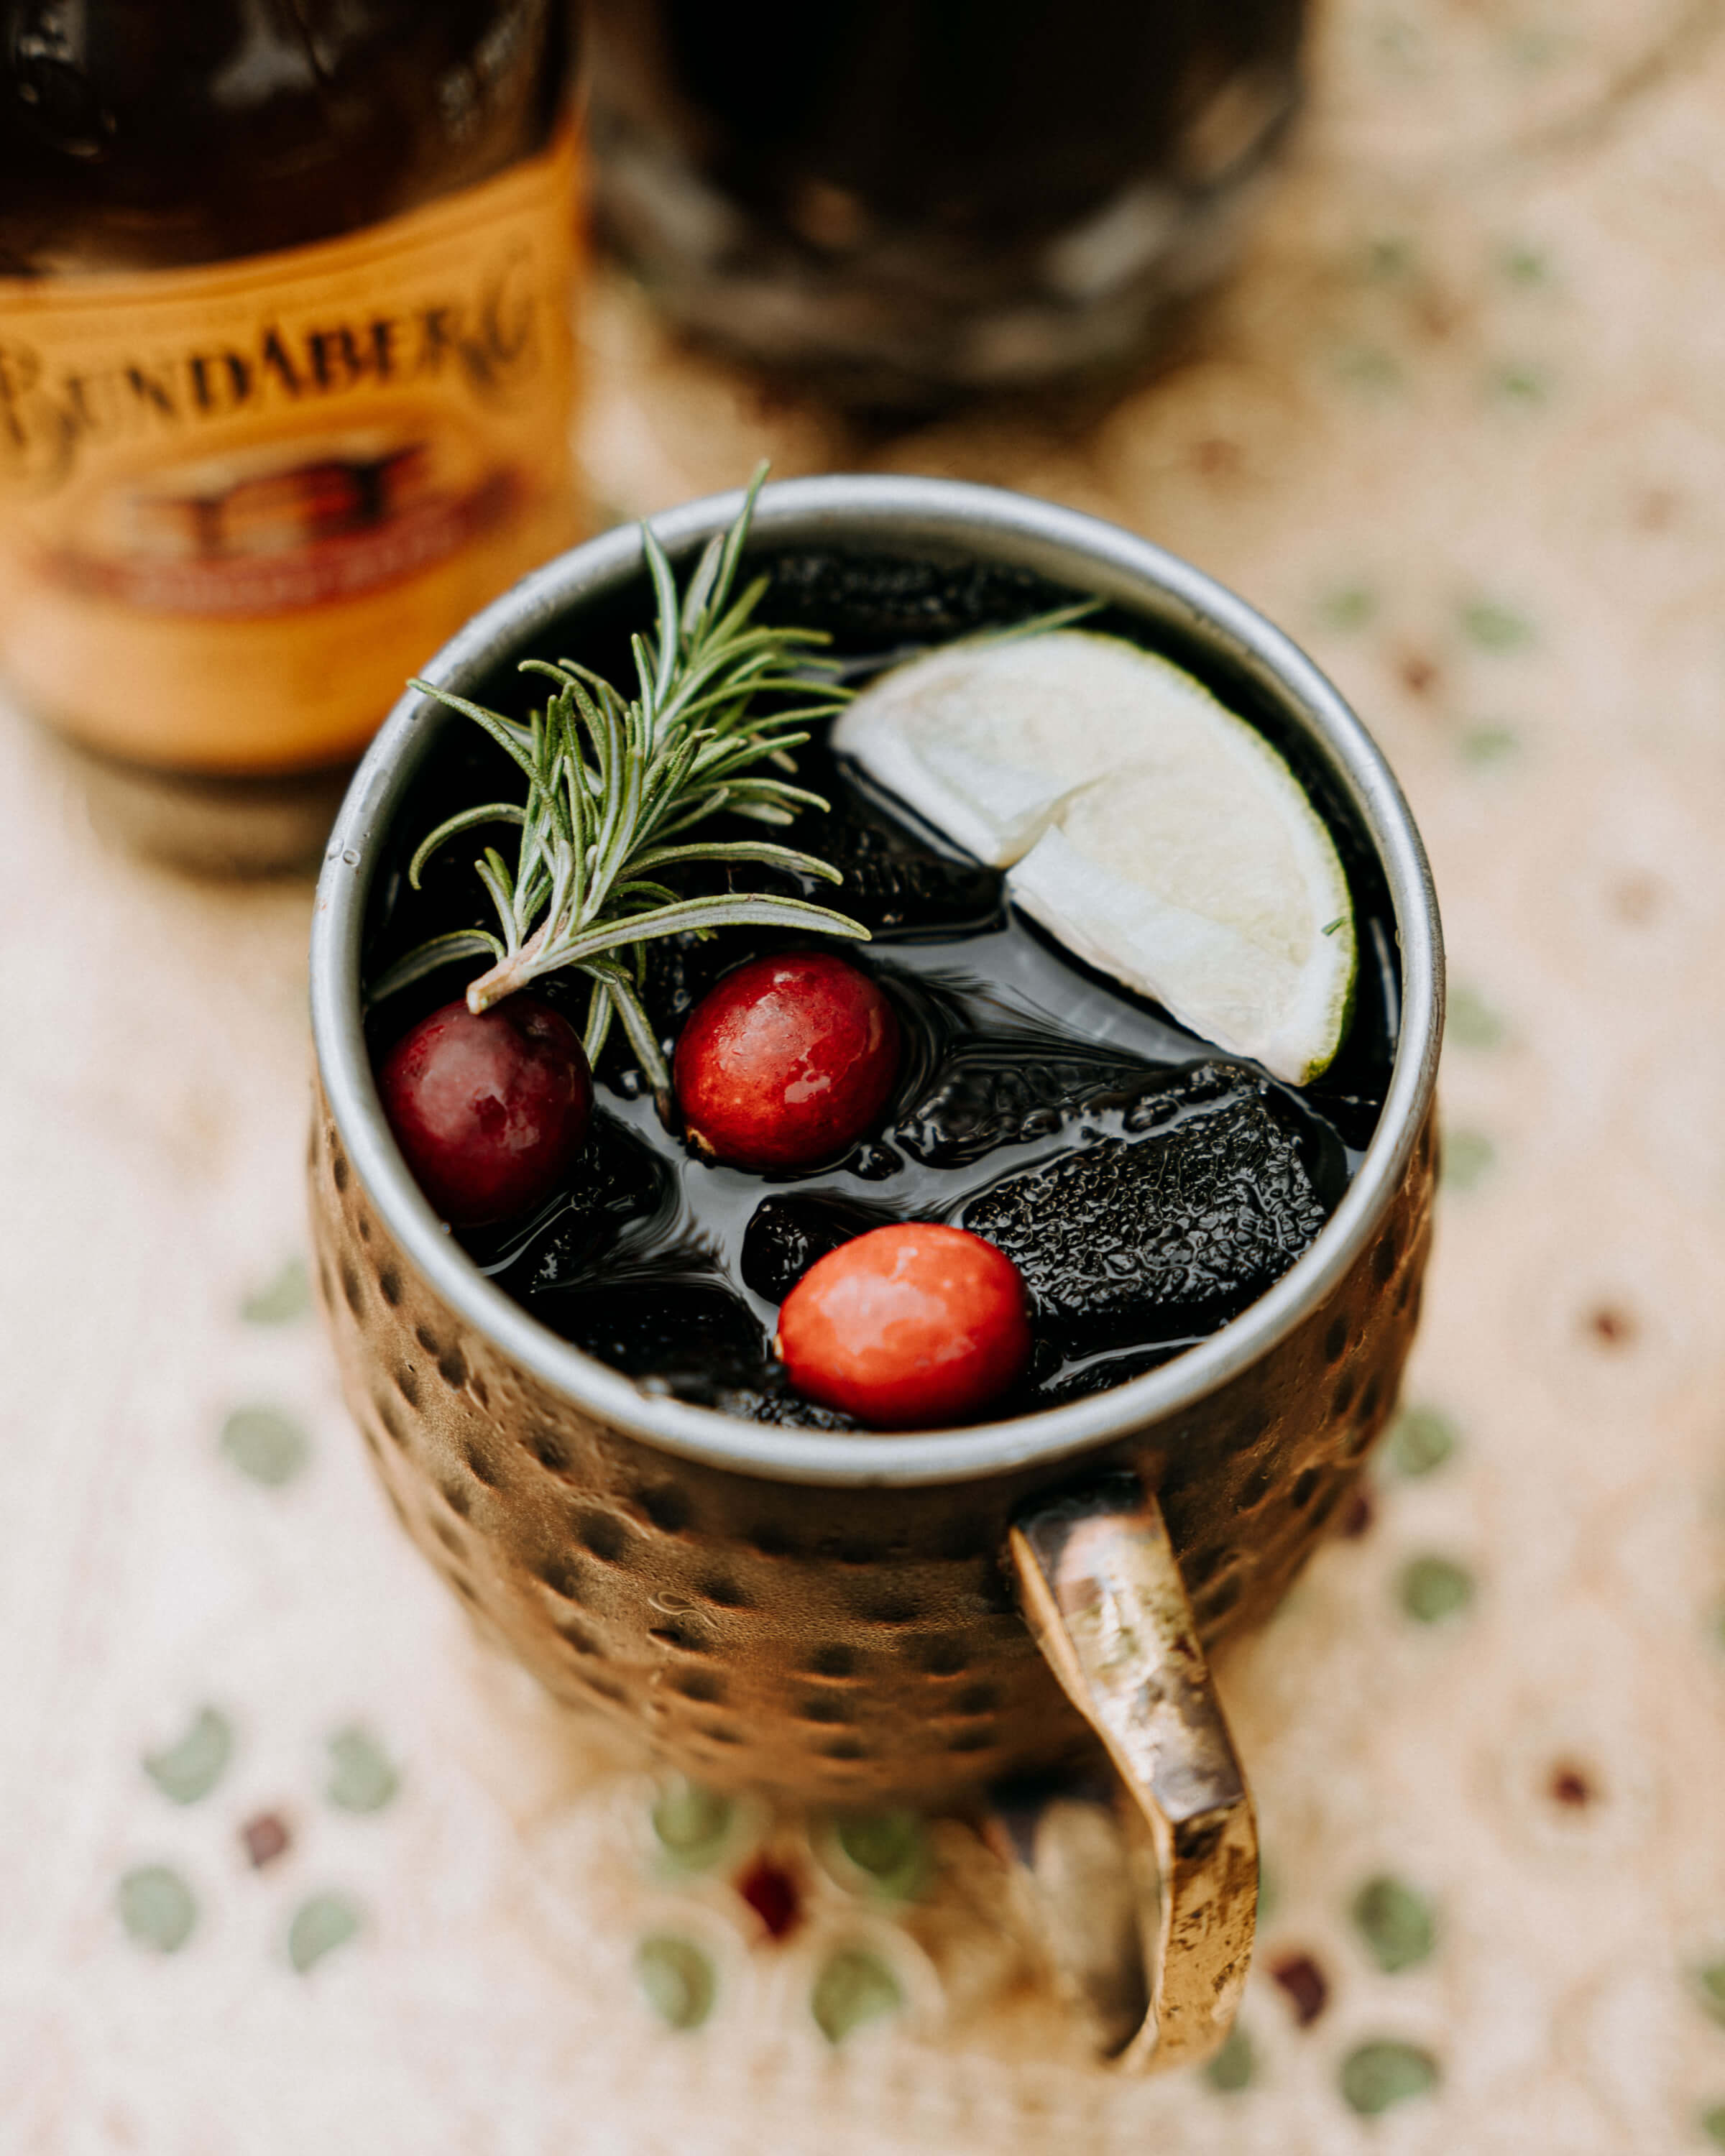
<box><xmin>817</xmin><ymin>816</ymin><xmax>1002</xmax><ymax>936</ymax></box>
<box><xmin>707</xmin><ymin>1381</ymin><xmax>861</xmax><ymax>1431</ymax></box>
<box><xmin>481</xmin><ymin>1117</ymin><xmax>667</xmax><ymax>1286</ymax></box>
<box><xmin>764</xmin><ymin>550</ymin><xmax>1063</xmax><ymax>649</ymax></box>
<box><xmin>741</xmin><ymin>1194</ymin><xmax>893</xmax><ymax>1304</ymax></box>
<box><xmin>962</xmin><ymin>1077</ymin><xmax>1327</xmax><ymax>1337</ymax></box>
<box><xmin>550</xmin><ymin>1276</ymin><xmax>765</xmax><ymax>1378</ymax></box>
<box><xmin>640</xmin><ymin>928</ymin><xmax>758</xmax><ymax>1038</ymax></box>
<box><xmin>894</xmin><ymin>1038</ymin><xmax>1159</xmax><ymax>1167</ymax></box>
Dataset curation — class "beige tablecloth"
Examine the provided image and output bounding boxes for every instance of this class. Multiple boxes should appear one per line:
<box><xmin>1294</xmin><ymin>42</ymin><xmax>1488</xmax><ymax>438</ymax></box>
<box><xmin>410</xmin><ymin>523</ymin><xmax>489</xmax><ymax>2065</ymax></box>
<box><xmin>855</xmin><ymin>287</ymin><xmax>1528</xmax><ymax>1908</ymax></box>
<box><xmin>9</xmin><ymin>2</ymin><xmax>1725</xmax><ymax>2148</ymax></box>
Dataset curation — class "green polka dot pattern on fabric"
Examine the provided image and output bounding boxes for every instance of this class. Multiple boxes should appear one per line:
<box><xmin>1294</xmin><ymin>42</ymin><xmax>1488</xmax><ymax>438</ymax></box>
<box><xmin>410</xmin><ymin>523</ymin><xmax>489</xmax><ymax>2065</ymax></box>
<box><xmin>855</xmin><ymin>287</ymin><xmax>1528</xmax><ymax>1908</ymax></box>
<box><xmin>650</xmin><ymin>1781</ymin><xmax>733</xmax><ymax>1871</ymax></box>
<box><xmin>1486</xmin><ymin>360</ymin><xmax>1553</xmax><ymax>408</ymax></box>
<box><xmin>1204</xmin><ymin>2023</ymin><xmax>1255</xmax><ymax>2093</ymax></box>
<box><xmin>1316</xmin><ymin>583</ymin><xmax>1379</xmax><ymax>632</ymax></box>
<box><xmin>1340</xmin><ymin>2040</ymin><xmax>1440</xmax><ymax>2115</ymax></box>
<box><xmin>1499</xmin><ymin>241</ymin><xmax>1552</xmax><ymax>287</ymax></box>
<box><xmin>1460</xmin><ymin>598</ymin><xmax>1534</xmax><ymax>653</ymax></box>
<box><xmin>1353</xmin><ymin>1875</ymin><xmax>1437</xmax><ymax>1972</ymax></box>
<box><xmin>118</xmin><ymin>1866</ymin><xmax>197</xmax><ymax>1953</ymax></box>
<box><xmin>1384</xmin><ymin>1405</ymin><xmax>1458</xmax><ymax>1478</ymax></box>
<box><xmin>220</xmin><ymin>1405</ymin><xmax>310</xmax><ymax>1487</ymax></box>
<box><xmin>1694</xmin><ymin>1960</ymin><xmax>1725</xmax><ymax>2027</ymax></box>
<box><xmin>241</xmin><ymin>1258</ymin><xmax>311</xmax><ymax>1325</ymax></box>
<box><xmin>811</xmin><ymin>1947</ymin><xmax>902</xmax><ymax>2044</ymax></box>
<box><xmin>143</xmin><ymin>1706</ymin><xmax>232</xmax><ymax>1805</ymax></box>
<box><xmin>326</xmin><ymin>1726</ymin><xmax>400</xmax><ymax>1814</ymax></box>
<box><xmin>1446</xmin><ymin>983</ymin><xmax>1506</xmax><ymax>1050</ymax></box>
<box><xmin>1400</xmin><ymin>1555</ymin><xmax>1475</xmax><ymax>1623</ymax></box>
<box><xmin>288</xmin><ymin>1894</ymin><xmax>362</xmax><ymax>1973</ymax></box>
<box><xmin>1459</xmin><ymin>723</ymin><xmax>1521</xmax><ymax>768</ymax></box>
<box><xmin>636</xmin><ymin>1935</ymin><xmax>717</xmax><ymax>2031</ymax></box>
<box><xmin>1441</xmin><ymin>1129</ymin><xmax>1496</xmax><ymax>1193</ymax></box>
<box><xmin>1335</xmin><ymin>345</ymin><xmax>1403</xmax><ymax>394</ymax></box>
<box><xmin>1359</xmin><ymin>234</ymin><xmax>1415</xmax><ymax>282</ymax></box>
<box><xmin>833</xmin><ymin>1811</ymin><xmax>929</xmax><ymax>1901</ymax></box>
<box><xmin>1700</xmin><ymin>2101</ymin><xmax>1725</xmax><ymax>2147</ymax></box>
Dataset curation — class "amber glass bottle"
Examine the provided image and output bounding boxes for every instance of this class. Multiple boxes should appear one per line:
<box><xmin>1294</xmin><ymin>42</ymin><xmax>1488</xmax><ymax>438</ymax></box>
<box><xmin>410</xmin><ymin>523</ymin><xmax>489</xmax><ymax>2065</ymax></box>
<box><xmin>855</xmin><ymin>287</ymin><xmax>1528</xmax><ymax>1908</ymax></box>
<box><xmin>0</xmin><ymin>1</ymin><xmax>579</xmax><ymax>860</ymax></box>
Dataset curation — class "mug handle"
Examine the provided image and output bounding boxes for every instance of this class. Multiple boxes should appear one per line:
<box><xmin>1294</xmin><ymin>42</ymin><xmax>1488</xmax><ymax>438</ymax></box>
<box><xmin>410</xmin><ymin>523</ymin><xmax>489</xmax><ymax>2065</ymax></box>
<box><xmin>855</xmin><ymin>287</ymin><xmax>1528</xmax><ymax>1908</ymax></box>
<box><xmin>1000</xmin><ymin>1470</ymin><xmax>1258</xmax><ymax>2072</ymax></box>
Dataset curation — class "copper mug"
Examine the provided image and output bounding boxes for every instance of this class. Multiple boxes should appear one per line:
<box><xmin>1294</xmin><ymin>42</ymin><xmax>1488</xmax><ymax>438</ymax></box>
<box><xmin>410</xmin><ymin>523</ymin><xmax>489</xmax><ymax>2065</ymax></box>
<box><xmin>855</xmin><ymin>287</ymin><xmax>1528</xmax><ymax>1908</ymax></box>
<box><xmin>307</xmin><ymin>476</ymin><xmax>1443</xmax><ymax>2070</ymax></box>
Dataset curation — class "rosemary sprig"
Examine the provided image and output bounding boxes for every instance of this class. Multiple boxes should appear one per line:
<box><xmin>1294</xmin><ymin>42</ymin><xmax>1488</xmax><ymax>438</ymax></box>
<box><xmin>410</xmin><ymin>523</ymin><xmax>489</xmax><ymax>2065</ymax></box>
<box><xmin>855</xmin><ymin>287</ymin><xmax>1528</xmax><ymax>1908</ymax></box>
<box><xmin>369</xmin><ymin>467</ymin><xmax>867</xmax><ymax>1092</ymax></box>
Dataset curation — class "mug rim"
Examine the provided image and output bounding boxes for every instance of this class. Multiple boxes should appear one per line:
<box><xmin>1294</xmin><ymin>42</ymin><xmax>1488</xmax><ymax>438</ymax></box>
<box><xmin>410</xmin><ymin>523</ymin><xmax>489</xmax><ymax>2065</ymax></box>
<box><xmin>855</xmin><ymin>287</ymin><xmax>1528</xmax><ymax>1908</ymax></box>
<box><xmin>310</xmin><ymin>474</ymin><xmax>1443</xmax><ymax>1488</ymax></box>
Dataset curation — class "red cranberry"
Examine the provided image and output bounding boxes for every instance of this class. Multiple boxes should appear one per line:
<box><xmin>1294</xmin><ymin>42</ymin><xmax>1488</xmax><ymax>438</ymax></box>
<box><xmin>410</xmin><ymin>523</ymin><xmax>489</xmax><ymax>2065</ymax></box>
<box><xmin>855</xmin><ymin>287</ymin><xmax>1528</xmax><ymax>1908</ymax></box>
<box><xmin>378</xmin><ymin>996</ymin><xmax>591</xmax><ymax>1226</ymax></box>
<box><xmin>673</xmin><ymin>952</ymin><xmax>900</xmax><ymax>1171</ymax></box>
<box><xmin>777</xmin><ymin>1224</ymin><xmax>1031</xmax><ymax>1429</ymax></box>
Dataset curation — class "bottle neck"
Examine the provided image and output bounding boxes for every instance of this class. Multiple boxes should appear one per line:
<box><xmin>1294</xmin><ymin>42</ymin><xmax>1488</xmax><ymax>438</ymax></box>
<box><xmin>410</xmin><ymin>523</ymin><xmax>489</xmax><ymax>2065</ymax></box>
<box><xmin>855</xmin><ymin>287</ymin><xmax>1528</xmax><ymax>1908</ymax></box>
<box><xmin>0</xmin><ymin>0</ymin><xmax>577</xmax><ymax>277</ymax></box>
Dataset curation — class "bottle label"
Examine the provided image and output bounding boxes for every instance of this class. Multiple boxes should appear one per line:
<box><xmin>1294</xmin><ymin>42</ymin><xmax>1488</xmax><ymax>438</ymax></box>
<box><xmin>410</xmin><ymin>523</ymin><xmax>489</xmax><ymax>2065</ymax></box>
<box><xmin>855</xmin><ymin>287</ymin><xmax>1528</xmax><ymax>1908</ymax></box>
<box><xmin>0</xmin><ymin>127</ymin><xmax>580</xmax><ymax>773</ymax></box>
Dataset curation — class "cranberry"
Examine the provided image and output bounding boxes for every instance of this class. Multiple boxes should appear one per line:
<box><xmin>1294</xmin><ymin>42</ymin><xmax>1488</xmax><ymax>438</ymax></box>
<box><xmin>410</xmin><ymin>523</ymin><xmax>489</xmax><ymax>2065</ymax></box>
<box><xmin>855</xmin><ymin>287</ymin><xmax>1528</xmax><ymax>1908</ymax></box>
<box><xmin>378</xmin><ymin>996</ymin><xmax>591</xmax><ymax>1226</ymax></box>
<box><xmin>673</xmin><ymin>952</ymin><xmax>900</xmax><ymax>1171</ymax></box>
<box><xmin>777</xmin><ymin>1223</ymin><xmax>1031</xmax><ymax>1429</ymax></box>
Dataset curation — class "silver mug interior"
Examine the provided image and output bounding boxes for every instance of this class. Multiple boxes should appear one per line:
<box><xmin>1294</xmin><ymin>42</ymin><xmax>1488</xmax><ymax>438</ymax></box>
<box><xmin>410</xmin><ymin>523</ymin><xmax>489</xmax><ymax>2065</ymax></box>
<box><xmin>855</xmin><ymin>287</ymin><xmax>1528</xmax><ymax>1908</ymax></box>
<box><xmin>307</xmin><ymin>475</ymin><xmax>1443</xmax><ymax>2065</ymax></box>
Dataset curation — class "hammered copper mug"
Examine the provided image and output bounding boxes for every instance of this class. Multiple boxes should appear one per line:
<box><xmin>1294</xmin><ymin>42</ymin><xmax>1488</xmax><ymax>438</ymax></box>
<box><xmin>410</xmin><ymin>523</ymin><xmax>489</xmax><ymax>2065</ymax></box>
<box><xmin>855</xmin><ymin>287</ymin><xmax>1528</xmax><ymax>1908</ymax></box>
<box><xmin>307</xmin><ymin>476</ymin><xmax>1443</xmax><ymax>2071</ymax></box>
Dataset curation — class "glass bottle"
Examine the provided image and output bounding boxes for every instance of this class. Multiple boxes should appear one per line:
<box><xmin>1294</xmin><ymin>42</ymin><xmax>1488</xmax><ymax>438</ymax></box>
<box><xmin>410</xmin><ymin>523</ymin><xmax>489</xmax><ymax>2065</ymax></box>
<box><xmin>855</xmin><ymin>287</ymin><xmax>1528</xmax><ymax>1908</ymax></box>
<box><xmin>585</xmin><ymin>0</ymin><xmax>1305</xmax><ymax>410</ymax></box>
<box><xmin>0</xmin><ymin>1</ymin><xmax>580</xmax><ymax>868</ymax></box>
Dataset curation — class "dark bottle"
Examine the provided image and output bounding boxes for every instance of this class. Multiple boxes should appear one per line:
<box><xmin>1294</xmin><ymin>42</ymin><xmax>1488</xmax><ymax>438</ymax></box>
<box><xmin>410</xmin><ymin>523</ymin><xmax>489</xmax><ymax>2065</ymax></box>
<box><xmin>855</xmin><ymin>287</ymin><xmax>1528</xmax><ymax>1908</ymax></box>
<box><xmin>0</xmin><ymin>1</ymin><xmax>581</xmax><ymax>865</ymax></box>
<box><xmin>586</xmin><ymin>0</ymin><xmax>1305</xmax><ymax>409</ymax></box>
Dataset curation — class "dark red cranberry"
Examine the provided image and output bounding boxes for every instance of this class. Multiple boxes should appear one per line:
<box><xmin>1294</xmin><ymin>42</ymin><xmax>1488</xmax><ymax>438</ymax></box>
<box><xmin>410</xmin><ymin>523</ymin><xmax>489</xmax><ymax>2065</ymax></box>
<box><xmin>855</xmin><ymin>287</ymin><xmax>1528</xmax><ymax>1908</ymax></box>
<box><xmin>673</xmin><ymin>952</ymin><xmax>900</xmax><ymax>1171</ymax></box>
<box><xmin>777</xmin><ymin>1223</ymin><xmax>1031</xmax><ymax>1429</ymax></box>
<box><xmin>378</xmin><ymin>996</ymin><xmax>591</xmax><ymax>1227</ymax></box>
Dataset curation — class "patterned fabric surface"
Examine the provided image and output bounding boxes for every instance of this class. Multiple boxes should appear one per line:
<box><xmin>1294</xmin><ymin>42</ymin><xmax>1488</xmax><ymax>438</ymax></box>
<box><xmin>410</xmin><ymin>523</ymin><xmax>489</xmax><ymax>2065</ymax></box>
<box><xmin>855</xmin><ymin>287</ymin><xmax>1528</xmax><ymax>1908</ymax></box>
<box><xmin>8</xmin><ymin>1</ymin><xmax>1725</xmax><ymax>2147</ymax></box>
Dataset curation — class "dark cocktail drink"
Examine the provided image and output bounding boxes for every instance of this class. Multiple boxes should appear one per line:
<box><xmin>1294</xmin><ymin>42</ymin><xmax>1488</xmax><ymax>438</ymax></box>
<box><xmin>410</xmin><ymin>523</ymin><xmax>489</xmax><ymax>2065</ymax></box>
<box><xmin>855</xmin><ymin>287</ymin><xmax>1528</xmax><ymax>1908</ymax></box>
<box><xmin>364</xmin><ymin>522</ymin><xmax>1396</xmax><ymax>1429</ymax></box>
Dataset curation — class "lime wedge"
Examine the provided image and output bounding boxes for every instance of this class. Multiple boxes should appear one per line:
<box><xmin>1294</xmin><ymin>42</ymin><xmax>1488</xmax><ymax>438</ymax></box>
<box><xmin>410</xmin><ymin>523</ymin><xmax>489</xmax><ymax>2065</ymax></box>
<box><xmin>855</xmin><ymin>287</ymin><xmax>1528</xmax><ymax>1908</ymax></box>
<box><xmin>832</xmin><ymin>630</ymin><xmax>1163</xmax><ymax>866</ymax></box>
<box><xmin>831</xmin><ymin>630</ymin><xmax>1356</xmax><ymax>1084</ymax></box>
